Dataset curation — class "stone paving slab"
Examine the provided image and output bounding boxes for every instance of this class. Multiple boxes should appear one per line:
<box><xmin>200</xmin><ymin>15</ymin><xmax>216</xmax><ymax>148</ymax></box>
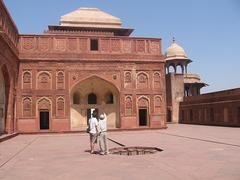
<box><xmin>0</xmin><ymin>124</ymin><xmax>240</xmax><ymax>180</ymax></box>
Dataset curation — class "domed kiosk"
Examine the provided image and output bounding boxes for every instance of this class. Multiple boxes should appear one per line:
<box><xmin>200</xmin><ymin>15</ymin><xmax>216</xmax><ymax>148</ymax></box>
<box><xmin>165</xmin><ymin>38</ymin><xmax>192</xmax><ymax>74</ymax></box>
<box><xmin>165</xmin><ymin>38</ymin><xmax>207</xmax><ymax>123</ymax></box>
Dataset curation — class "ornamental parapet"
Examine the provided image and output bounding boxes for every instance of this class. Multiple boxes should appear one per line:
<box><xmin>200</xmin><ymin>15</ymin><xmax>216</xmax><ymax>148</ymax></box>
<box><xmin>0</xmin><ymin>1</ymin><xmax>19</xmax><ymax>49</ymax></box>
<box><xmin>19</xmin><ymin>35</ymin><xmax>163</xmax><ymax>60</ymax></box>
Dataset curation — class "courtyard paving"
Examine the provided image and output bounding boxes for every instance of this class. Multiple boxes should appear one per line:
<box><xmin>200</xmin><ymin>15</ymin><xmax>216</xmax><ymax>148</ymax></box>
<box><xmin>0</xmin><ymin>124</ymin><xmax>240</xmax><ymax>180</ymax></box>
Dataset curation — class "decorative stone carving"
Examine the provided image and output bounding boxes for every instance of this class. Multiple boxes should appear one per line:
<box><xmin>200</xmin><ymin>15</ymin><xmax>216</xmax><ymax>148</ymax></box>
<box><xmin>23</xmin><ymin>97</ymin><xmax>32</xmax><ymax>117</ymax></box>
<box><xmin>39</xmin><ymin>38</ymin><xmax>50</xmax><ymax>52</ymax></box>
<box><xmin>57</xmin><ymin>98</ymin><xmax>64</xmax><ymax>110</ymax></box>
<box><xmin>137</xmin><ymin>72</ymin><xmax>148</xmax><ymax>89</ymax></box>
<box><xmin>55</xmin><ymin>38</ymin><xmax>66</xmax><ymax>51</ymax></box>
<box><xmin>23</xmin><ymin>71</ymin><xmax>31</xmax><ymax>89</ymax></box>
<box><xmin>22</xmin><ymin>38</ymin><xmax>35</xmax><ymax>50</ymax></box>
<box><xmin>124</xmin><ymin>72</ymin><xmax>132</xmax><ymax>83</ymax></box>
<box><xmin>100</xmin><ymin>39</ymin><xmax>110</xmax><ymax>52</ymax></box>
<box><xmin>139</xmin><ymin>74</ymin><xmax>147</xmax><ymax>83</ymax></box>
<box><xmin>136</xmin><ymin>40</ymin><xmax>145</xmax><ymax>53</ymax></box>
<box><xmin>125</xmin><ymin>96</ymin><xmax>132</xmax><ymax>116</ymax></box>
<box><xmin>71</xmin><ymin>72</ymin><xmax>79</xmax><ymax>84</ymax></box>
<box><xmin>138</xmin><ymin>97</ymin><xmax>149</xmax><ymax>108</ymax></box>
<box><xmin>153</xmin><ymin>72</ymin><xmax>161</xmax><ymax>89</ymax></box>
<box><xmin>37</xmin><ymin>71</ymin><xmax>51</xmax><ymax>89</ymax></box>
<box><xmin>68</xmin><ymin>38</ymin><xmax>77</xmax><ymax>51</ymax></box>
<box><xmin>131</xmin><ymin>40</ymin><xmax>136</xmax><ymax>53</ymax></box>
<box><xmin>38</xmin><ymin>97</ymin><xmax>51</xmax><ymax>110</ymax></box>
<box><xmin>23</xmin><ymin>71</ymin><xmax>31</xmax><ymax>83</ymax></box>
<box><xmin>57</xmin><ymin>97</ymin><xmax>64</xmax><ymax>116</ymax></box>
<box><xmin>122</xmin><ymin>40</ymin><xmax>131</xmax><ymax>53</ymax></box>
<box><xmin>79</xmin><ymin>38</ymin><xmax>87</xmax><ymax>52</ymax></box>
<box><xmin>111</xmin><ymin>39</ymin><xmax>121</xmax><ymax>52</ymax></box>
<box><xmin>150</xmin><ymin>40</ymin><xmax>160</xmax><ymax>54</ymax></box>
<box><xmin>57</xmin><ymin>71</ymin><xmax>64</xmax><ymax>89</ymax></box>
<box><xmin>154</xmin><ymin>95</ymin><xmax>162</xmax><ymax>113</ymax></box>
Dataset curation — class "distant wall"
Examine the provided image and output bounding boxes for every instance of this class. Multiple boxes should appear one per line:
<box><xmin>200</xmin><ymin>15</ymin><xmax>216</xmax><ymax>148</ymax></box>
<box><xmin>180</xmin><ymin>88</ymin><xmax>240</xmax><ymax>127</ymax></box>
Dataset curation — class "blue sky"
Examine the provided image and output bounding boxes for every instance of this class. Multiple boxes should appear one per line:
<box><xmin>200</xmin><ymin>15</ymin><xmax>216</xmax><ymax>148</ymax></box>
<box><xmin>4</xmin><ymin>0</ymin><xmax>240</xmax><ymax>93</ymax></box>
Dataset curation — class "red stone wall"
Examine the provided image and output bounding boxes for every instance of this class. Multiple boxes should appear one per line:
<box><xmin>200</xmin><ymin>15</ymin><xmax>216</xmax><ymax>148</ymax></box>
<box><xmin>0</xmin><ymin>1</ymin><xmax>19</xmax><ymax>134</ymax></box>
<box><xmin>180</xmin><ymin>88</ymin><xmax>240</xmax><ymax>127</ymax></box>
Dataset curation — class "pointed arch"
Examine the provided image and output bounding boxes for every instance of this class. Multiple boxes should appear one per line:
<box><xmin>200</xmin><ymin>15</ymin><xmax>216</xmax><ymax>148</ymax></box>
<box><xmin>176</xmin><ymin>64</ymin><xmax>184</xmax><ymax>74</ymax></box>
<box><xmin>154</xmin><ymin>95</ymin><xmax>163</xmax><ymax>114</ymax></box>
<box><xmin>71</xmin><ymin>75</ymin><xmax>120</xmax><ymax>93</ymax></box>
<box><xmin>37</xmin><ymin>71</ymin><xmax>52</xmax><ymax>89</ymax></box>
<box><xmin>56</xmin><ymin>70</ymin><xmax>65</xmax><ymax>89</ymax></box>
<box><xmin>22</xmin><ymin>70</ymin><xmax>32</xmax><ymax>89</ymax></box>
<box><xmin>22</xmin><ymin>97</ymin><xmax>32</xmax><ymax>117</ymax></box>
<box><xmin>137</xmin><ymin>96</ymin><xmax>150</xmax><ymax>108</ymax></box>
<box><xmin>136</xmin><ymin>71</ymin><xmax>149</xmax><ymax>89</ymax></box>
<box><xmin>56</xmin><ymin>96</ymin><xmax>65</xmax><ymax>116</ymax></box>
<box><xmin>153</xmin><ymin>71</ymin><xmax>161</xmax><ymax>89</ymax></box>
<box><xmin>37</xmin><ymin>97</ymin><xmax>52</xmax><ymax>110</ymax></box>
<box><xmin>70</xmin><ymin>75</ymin><xmax>120</xmax><ymax>130</ymax></box>
<box><xmin>125</xmin><ymin>95</ymin><xmax>133</xmax><ymax>116</ymax></box>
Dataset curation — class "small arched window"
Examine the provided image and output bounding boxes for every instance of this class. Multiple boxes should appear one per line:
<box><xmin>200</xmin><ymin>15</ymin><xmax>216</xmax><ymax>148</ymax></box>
<box><xmin>57</xmin><ymin>71</ymin><xmax>64</xmax><ymax>83</ymax></box>
<box><xmin>73</xmin><ymin>92</ymin><xmax>80</xmax><ymax>104</ymax></box>
<box><xmin>23</xmin><ymin>72</ymin><xmax>31</xmax><ymax>83</ymax></box>
<box><xmin>88</xmin><ymin>93</ymin><xmax>97</xmax><ymax>104</ymax></box>
<box><xmin>105</xmin><ymin>92</ymin><xmax>114</xmax><ymax>104</ymax></box>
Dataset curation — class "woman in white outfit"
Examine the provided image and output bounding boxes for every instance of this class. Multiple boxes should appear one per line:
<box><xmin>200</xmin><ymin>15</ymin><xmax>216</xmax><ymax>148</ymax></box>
<box><xmin>98</xmin><ymin>113</ymin><xmax>109</xmax><ymax>155</ymax></box>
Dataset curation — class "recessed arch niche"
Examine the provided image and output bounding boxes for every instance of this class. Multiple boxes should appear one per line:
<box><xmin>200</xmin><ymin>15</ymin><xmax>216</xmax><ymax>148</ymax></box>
<box><xmin>70</xmin><ymin>76</ymin><xmax>119</xmax><ymax>130</ymax></box>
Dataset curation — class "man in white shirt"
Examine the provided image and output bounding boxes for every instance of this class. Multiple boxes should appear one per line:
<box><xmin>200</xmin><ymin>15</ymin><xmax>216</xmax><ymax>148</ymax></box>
<box><xmin>98</xmin><ymin>113</ymin><xmax>109</xmax><ymax>155</ymax></box>
<box><xmin>89</xmin><ymin>110</ymin><xmax>99</xmax><ymax>154</ymax></box>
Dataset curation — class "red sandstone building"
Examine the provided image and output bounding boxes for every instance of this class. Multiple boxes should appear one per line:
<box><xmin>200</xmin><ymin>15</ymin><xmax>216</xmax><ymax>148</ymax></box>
<box><xmin>0</xmin><ymin>2</ymin><xmax>167</xmax><ymax>134</ymax></box>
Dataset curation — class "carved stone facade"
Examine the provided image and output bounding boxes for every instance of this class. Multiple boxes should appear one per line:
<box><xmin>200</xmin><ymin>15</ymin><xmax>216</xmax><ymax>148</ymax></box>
<box><xmin>0</xmin><ymin>1</ymin><xmax>167</xmax><ymax>133</ymax></box>
<box><xmin>16</xmin><ymin>57</ymin><xmax>166</xmax><ymax>132</ymax></box>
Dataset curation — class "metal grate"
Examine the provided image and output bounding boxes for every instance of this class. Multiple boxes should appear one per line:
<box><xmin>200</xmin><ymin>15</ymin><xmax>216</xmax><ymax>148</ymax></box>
<box><xmin>109</xmin><ymin>146</ymin><xmax>163</xmax><ymax>156</ymax></box>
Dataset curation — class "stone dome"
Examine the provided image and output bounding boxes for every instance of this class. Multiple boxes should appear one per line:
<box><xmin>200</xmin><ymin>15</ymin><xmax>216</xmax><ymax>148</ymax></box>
<box><xmin>60</xmin><ymin>7</ymin><xmax>122</xmax><ymax>28</ymax></box>
<box><xmin>165</xmin><ymin>39</ymin><xmax>188</xmax><ymax>60</ymax></box>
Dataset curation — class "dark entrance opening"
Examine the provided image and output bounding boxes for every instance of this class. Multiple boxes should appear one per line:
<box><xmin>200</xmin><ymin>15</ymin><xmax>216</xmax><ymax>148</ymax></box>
<box><xmin>40</xmin><ymin>111</ymin><xmax>49</xmax><ymax>130</ymax></box>
<box><xmin>87</xmin><ymin>108</ymin><xmax>98</xmax><ymax>125</ymax></box>
<box><xmin>90</xmin><ymin>39</ymin><xmax>98</xmax><ymax>51</ymax></box>
<box><xmin>167</xmin><ymin>109</ymin><xmax>172</xmax><ymax>122</ymax></box>
<box><xmin>139</xmin><ymin>109</ymin><xmax>147</xmax><ymax>126</ymax></box>
<box><xmin>88</xmin><ymin>93</ymin><xmax>97</xmax><ymax>104</ymax></box>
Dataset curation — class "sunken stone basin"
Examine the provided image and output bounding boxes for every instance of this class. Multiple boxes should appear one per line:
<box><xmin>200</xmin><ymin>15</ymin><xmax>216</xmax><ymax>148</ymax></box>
<box><xmin>109</xmin><ymin>146</ymin><xmax>163</xmax><ymax>156</ymax></box>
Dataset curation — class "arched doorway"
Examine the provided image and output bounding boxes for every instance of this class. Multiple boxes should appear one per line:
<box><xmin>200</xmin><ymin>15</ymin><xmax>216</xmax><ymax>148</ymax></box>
<box><xmin>70</xmin><ymin>76</ymin><xmax>120</xmax><ymax>131</ymax></box>
<box><xmin>0</xmin><ymin>65</ymin><xmax>10</xmax><ymax>134</ymax></box>
<box><xmin>138</xmin><ymin>97</ymin><xmax>150</xmax><ymax>126</ymax></box>
<box><xmin>37</xmin><ymin>97</ymin><xmax>52</xmax><ymax>130</ymax></box>
<box><xmin>167</xmin><ymin>108</ymin><xmax>172</xmax><ymax>122</ymax></box>
<box><xmin>0</xmin><ymin>68</ymin><xmax>5</xmax><ymax>133</ymax></box>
